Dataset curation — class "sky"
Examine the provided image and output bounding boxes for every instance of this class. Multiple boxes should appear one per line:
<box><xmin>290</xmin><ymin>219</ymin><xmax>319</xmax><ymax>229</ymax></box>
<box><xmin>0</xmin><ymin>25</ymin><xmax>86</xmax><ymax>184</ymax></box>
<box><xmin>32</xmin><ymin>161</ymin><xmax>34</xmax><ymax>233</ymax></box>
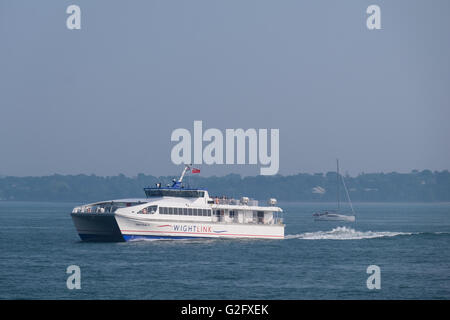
<box><xmin>0</xmin><ymin>0</ymin><xmax>449</xmax><ymax>177</ymax></box>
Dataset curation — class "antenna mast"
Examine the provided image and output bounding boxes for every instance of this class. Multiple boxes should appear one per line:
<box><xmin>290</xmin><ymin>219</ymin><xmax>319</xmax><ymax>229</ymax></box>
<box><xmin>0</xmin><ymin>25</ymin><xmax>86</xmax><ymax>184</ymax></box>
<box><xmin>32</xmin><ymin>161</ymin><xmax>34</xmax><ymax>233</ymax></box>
<box><xmin>178</xmin><ymin>164</ymin><xmax>191</xmax><ymax>183</ymax></box>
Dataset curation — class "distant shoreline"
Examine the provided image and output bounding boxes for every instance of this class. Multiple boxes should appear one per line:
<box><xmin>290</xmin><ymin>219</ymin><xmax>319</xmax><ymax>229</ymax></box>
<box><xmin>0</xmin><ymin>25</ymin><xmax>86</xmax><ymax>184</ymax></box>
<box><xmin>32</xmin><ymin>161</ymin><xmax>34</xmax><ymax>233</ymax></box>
<box><xmin>1</xmin><ymin>170</ymin><xmax>449</xmax><ymax>203</ymax></box>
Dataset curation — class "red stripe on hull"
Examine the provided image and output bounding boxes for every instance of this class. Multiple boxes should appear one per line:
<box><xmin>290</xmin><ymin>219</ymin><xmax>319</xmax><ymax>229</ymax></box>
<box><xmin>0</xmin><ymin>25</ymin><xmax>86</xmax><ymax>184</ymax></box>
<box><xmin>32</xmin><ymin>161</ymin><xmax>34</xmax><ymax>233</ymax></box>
<box><xmin>121</xmin><ymin>229</ymin><xmax>283</xmax><ymax>238</ymax></box>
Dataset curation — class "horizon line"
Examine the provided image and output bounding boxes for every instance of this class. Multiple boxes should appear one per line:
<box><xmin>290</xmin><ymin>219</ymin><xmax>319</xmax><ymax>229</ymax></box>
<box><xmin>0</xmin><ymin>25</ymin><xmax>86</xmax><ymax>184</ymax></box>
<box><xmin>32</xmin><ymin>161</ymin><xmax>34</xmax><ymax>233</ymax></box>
<box><xmin>0</xmin><ymin>168</ymin><xmax>448</xmax><ymax>179</ymax></box>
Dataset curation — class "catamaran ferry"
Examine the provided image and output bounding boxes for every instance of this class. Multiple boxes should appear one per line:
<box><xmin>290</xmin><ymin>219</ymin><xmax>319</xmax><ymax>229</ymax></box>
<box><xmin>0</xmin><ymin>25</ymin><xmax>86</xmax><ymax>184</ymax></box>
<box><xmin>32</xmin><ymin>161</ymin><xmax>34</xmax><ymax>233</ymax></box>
<box><xmin>71</xmin><ymin>166</ymin><xmax>284</xmax><ymax>241</ymax></box>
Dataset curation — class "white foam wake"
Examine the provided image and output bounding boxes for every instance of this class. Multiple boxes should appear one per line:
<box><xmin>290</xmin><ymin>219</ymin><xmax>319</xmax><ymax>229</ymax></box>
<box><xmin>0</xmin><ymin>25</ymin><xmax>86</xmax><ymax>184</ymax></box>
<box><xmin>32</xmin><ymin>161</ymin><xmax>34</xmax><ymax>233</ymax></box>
<box><xmin>285</xmin><ymin>226</ymin><xmax>412</xmax><ymax>240</ymax></box>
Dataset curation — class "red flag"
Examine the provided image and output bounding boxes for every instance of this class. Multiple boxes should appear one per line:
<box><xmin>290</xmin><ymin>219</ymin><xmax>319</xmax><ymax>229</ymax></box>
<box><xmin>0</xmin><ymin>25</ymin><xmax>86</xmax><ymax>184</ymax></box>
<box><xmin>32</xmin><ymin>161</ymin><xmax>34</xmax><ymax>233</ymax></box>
<box><xmin>191</xmin><ymin>168</ymin><xmax>200</xmax><ymax>173</ymax></box>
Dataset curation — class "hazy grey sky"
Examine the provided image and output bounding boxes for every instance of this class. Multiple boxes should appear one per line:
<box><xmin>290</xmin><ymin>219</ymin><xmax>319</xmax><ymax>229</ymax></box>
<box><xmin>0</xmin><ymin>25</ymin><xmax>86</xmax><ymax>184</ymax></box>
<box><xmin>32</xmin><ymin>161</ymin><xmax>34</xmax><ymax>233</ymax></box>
<box><xmin>1</xmin><ymin>0</ymin><xmax>449</xmax><ymax>177</ymax></box>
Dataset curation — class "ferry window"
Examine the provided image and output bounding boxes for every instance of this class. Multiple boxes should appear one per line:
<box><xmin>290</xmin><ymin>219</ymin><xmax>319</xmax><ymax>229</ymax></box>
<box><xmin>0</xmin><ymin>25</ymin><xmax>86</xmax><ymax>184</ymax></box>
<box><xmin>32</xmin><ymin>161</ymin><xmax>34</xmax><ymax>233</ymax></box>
<box><xmin>147</xmin><ymin>205</ymin><xmax>157</xmax><ymax>214</ymax></box>
<box><xmin>182</xmin><ymin>208</ymin><xmax>187</xmax><ymax>215</ymax></box>
<box><xmin>229</xmin><ymin>210</ymin><xmax>235</xmax><ymax>218</ymax></box>
<box><xmin>144</xmin><ymin>188</ymin><xmax>206</xmax><ymax>198</ymax></box>
<box><xmin>173</xmin><ymin>208</ymin><xmax>178</xmax><ymax>215</ymax></box>
<box><xmin>163</xmin><ymin>207</ymin><xmax>168</xmax><ymax>214</ymax></box>
<box><xmin>188</xmin><ymin>209</ymin><xmax>193</xmax><ymax>216</ymax></box>
<box><xmin>169</xmin><ymin>207</ymin><xmax>173</xmax><ymax>215</ymax></box>
<box><xmin>207</xmin><ymin>210</ymin><xmax>212</xmax><ymax>216</ymax></box>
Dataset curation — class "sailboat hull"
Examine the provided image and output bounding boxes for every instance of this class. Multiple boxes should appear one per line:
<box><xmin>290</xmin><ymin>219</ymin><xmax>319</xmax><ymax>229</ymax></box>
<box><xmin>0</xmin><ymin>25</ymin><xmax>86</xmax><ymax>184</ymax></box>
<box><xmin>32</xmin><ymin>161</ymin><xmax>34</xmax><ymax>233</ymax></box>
<box><xmin>313</xmin><ymin>214</ymin><xmax>355</xmax><ymax>222</ymax></box>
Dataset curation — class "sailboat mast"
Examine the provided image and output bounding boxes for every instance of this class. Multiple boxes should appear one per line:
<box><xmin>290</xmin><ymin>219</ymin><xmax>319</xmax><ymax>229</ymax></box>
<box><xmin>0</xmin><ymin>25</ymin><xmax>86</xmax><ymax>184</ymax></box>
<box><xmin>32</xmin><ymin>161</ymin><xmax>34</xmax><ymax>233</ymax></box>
<box><xmin>337</xmin><ymin>159</ymin><xmax>340</xmax><ymax>211</ymax></box>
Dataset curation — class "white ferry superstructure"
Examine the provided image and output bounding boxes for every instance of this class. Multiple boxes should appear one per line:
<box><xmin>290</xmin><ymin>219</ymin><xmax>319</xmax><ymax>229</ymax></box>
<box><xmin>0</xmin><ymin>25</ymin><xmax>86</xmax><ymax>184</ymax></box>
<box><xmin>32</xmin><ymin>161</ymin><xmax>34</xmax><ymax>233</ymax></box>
<box><xmin>71</xmin><ymin>166</ymin><xmax>285</xmax><ymax>241</ymax></box>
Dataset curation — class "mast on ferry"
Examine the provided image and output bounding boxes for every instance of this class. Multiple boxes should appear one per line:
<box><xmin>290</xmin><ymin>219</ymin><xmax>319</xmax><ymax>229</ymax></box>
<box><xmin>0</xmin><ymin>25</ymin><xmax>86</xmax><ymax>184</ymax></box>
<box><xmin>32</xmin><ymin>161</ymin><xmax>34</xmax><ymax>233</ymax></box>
<box><xmin>178</xmin><ymin>164</ymin><xmax>191</xmax><ymax>183</ymax></box>
<box><xmin>170</xmin><ymin>164</ymin><xmax>192</xmax><ymax>188</ymax></box>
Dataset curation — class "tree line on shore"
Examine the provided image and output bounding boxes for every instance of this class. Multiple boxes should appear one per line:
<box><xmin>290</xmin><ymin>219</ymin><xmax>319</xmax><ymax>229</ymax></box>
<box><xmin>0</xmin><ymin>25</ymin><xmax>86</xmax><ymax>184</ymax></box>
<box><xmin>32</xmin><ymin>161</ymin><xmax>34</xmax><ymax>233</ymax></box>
<box><xmin>1</xmin><ymin>169</ymin><xmax>449</xmax><ymax>203</ymax></box>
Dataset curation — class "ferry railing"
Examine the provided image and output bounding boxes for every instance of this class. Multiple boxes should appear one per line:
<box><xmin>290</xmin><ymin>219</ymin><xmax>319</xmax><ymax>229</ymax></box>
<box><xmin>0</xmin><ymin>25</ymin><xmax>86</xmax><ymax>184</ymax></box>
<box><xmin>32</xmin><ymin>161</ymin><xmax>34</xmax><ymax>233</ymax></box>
<box><xmin>214</xmin><ymin>198</ymin><xmax>239</xmax><ymax>205</ymax></box>
<box><xmin>72</xmin><ymin>206</ymin><xmax>116</xmax><ymax>214</ymax></box>
<box><xmin>213</xmin><ymin>198</ymin><xmax>259</xmax><ymax>206</ymax></box>
<box><xmin>211</xmin><ymin>214</ymin><xmax>282</xmax><ymax>225</ymax></box>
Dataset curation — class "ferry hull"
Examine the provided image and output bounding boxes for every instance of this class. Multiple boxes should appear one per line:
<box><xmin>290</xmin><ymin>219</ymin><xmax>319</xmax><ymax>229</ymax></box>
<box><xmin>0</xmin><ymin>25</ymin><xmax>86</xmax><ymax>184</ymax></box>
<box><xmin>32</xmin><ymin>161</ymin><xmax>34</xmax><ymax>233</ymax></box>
<box><xmin>71</xmin><ymin>213</ymin><xmax>125</xmax><ymax>242</ymax></box>
<box><xmin>115</xmin><ymin>214</ymin><xmax>285</xmax><ymax>240</ymax></box>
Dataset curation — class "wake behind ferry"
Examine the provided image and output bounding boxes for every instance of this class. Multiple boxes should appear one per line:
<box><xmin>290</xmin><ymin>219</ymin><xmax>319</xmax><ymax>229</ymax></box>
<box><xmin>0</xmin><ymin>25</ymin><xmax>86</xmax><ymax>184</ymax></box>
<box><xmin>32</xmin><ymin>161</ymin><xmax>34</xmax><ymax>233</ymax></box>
<box><xmin>71</xmin><ymin>166</ymin><xmax>285</xmax><ymax>241</ymax></box>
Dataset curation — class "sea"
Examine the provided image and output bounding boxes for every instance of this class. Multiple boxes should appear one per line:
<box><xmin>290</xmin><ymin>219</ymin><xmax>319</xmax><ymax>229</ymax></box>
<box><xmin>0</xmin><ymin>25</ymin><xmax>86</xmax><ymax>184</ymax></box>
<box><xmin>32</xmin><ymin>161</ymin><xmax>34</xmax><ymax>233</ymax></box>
<box><xmin>0</xmin><ymin>201</ymin><xmax>449</xmax><ymax>299</ymax></box>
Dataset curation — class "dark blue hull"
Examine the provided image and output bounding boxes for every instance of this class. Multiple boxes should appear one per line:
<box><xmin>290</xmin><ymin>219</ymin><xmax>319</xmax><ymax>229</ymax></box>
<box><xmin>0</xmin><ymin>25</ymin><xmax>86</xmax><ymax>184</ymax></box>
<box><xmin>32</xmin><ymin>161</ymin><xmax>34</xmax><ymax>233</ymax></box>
<box><xmin>71</xmin><ymin>212</ymin><xmax>124</xmax><ymax>242</ymax></box>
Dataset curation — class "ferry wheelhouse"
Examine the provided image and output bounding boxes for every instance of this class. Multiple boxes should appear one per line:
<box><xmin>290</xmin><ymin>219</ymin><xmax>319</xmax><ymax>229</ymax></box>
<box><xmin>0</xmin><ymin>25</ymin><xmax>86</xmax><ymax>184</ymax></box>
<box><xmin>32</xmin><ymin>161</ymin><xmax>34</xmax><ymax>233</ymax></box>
<box><xmin>71</xmin><ymin>166</ymin><xmax>285</xmax><ymax>241</ymax></box>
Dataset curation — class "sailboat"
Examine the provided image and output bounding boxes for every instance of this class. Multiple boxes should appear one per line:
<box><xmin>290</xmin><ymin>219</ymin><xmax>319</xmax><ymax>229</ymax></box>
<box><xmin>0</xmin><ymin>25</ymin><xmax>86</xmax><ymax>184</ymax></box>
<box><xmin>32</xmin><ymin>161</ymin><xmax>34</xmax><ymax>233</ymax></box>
<box><xmin>313</xmin><ymin>159</ymin><xmax>356</xmax><ymax>222</ymax></box>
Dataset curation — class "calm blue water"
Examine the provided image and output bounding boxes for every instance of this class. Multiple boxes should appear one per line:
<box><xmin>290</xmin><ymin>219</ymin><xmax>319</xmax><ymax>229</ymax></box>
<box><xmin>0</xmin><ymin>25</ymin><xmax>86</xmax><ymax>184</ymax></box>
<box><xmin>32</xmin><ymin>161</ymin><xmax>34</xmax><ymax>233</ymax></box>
<box><xmin>0</xmin><ymin>201</ymin><xmax>449</xmax><ymax>299</ymax></box>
